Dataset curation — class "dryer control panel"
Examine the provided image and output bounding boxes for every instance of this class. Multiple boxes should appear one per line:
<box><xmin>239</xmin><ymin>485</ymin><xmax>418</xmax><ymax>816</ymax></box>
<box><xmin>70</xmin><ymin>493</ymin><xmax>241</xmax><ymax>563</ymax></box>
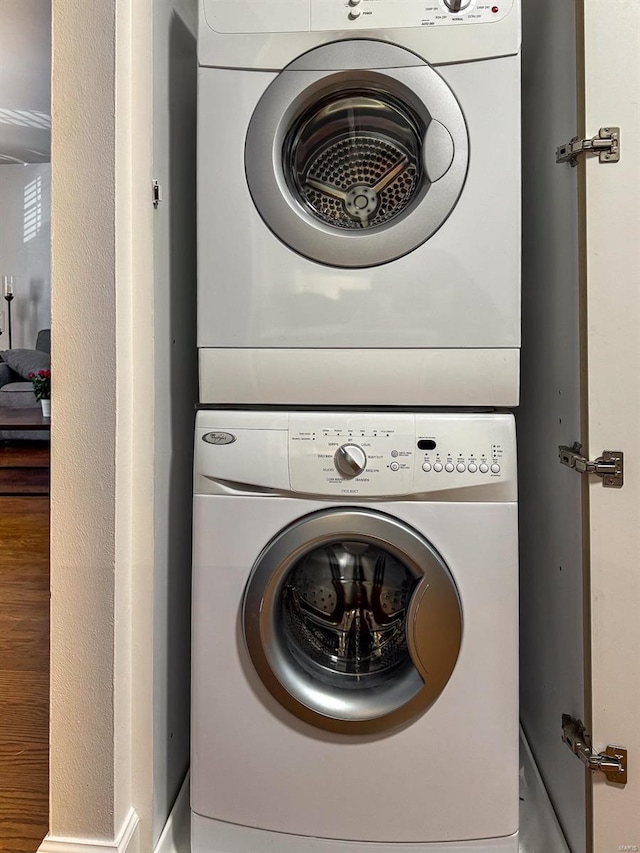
<box><xmin>203</xmin><ymin>0</ymin><xmax>515</xmax><ymax>34</ymax></box>
<box><xmin>199</xmin><ymin>0</ymin><xmax>521</xmax><ymax>69</ymax></box>
<box><xmin>312</xmin><ymin>1</ymin><xmax>515</xmax><ymax>32</ymax></box>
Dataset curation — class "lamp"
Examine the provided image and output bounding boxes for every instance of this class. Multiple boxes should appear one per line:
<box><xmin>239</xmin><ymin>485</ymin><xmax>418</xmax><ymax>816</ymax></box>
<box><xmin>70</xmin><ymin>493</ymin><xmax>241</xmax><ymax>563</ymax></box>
<box><xmin>2</xmin><ymin>275</ymin><xmax>14</xmax><ymax>349</ymax></box>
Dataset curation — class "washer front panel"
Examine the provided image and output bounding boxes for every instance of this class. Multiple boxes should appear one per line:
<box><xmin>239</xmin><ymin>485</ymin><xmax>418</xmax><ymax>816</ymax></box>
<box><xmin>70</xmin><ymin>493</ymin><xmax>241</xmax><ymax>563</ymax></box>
<box><xmin>245</xmin><ymin>40</ymin><xmax>469</xmax><ymax>268</ymax></box>
<box><xmin>192</xmin><ymin>814</ymin><xmax>521</xmax><ymax>853</ymax></box>
<box><xmin>191</xmin><ymin>496</ymin><xmax>519</xmax><ymax>841</ymax></box>
<box><xmin>243</xmin><ymin>508</ymin><xmax>462</xmax><ymax>734</ymax></box>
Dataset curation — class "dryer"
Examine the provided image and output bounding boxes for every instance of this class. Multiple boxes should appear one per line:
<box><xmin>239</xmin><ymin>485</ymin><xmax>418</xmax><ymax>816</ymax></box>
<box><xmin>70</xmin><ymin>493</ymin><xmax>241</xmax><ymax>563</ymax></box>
<box><xmin>197</xmin><ymin>1</ymin><xmax>522</xmax><ymax>408</ymax></box>
<box><xmin>192</xmin><ymin>409</ymin><xmax>519</xmax><ymax>853</ymax></box>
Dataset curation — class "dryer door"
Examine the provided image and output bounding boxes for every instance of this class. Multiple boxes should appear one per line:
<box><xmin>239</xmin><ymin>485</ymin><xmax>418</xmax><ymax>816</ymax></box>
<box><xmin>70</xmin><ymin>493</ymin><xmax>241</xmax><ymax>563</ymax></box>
<box><xmin>244</xmin><ymin>40</ymin><xmax>469</xmax><ymax>269</ymax></box>
<box><xmin>243</xmin><ymin>508</ymin><xmax>462</xmax><ymax>735</ymax></box>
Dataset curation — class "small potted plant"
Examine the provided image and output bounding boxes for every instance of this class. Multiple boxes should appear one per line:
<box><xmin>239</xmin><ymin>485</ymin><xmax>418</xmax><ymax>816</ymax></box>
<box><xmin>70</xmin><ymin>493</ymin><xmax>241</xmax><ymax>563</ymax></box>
<box><xmin>29</xmin><ymin>369</ymin><xmax>51</xmax><ymax>417</ymax></box>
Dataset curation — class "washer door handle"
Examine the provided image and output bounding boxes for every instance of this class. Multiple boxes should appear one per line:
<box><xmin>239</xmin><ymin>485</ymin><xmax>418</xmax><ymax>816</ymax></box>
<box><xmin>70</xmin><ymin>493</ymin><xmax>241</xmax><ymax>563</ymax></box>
<box><xmin>423</xmin><ymin>119</ymin><xmax>455</xmax><ymax>183</ymax></box>
<box><xmin>408</xmin><ymin>569</ymin><xmax>462</xmax><ymax>688</ymax></box>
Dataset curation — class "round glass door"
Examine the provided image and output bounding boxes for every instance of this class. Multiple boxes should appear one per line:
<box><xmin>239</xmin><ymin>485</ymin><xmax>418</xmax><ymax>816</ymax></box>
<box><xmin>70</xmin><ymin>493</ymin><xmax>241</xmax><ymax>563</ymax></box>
<box><xmin>284</xmin><ymin>90</ymin><xmax>424</xmax><ymax>231</ymax></box>
<box><xmin>243</xmin><ymin>509</ymin><xmax>463</xmax><ymax>735</ymax></box>
<box><xmin>245</xmin><ymin>40</ymin><xmax>469</xmax><ymax>268</ymax></box>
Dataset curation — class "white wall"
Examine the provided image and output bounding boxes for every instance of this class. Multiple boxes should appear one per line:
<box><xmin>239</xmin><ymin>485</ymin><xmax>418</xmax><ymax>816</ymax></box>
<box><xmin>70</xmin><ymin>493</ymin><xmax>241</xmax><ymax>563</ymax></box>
<box><xmin>0</xmin><ymin>163</ymin><xmax>50</xmax><ymax>349</ymax></box>
<box><xmin>48</xmin><ymin>0</ymin><xmax>196</xmax><ymax>849</ymax></box>
<box><xmin>48</xmin><ymin>0</ymin><xmax>154</xmax><ymax>850</ymax></box>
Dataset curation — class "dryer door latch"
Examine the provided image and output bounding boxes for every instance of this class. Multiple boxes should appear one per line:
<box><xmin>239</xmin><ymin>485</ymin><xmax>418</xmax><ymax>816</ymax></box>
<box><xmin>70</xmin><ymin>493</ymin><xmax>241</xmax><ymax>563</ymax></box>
<box><xmin>152</xmin><ymin>180</ymin><xmax>162</xmax><ymax>209</ymax></box>
<box><xmin>556</xmin><ymin>126</ymin><xmax>620</xmax><ymax>166</ymax></box>
<box><xmin>562</xmin><ymin>715</ymin><xmax>628</xmax><ymax>785</ymax></box>
<box><xmin>558</xmin><ymin>442</ymin><xmax>623</xmax><ymax>488</ymax></box>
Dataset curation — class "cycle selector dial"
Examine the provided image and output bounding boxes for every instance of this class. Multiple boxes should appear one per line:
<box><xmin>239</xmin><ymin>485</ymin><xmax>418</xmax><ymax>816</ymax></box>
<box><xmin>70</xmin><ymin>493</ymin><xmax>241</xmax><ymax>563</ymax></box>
<box><xmin>334</xmin><ymin>444</ymin><xmax>367</xmax><ymax>478</ymax></box>
<box><xmin>443</xmin><ymin>0</ymin><xmax>472</xmax><ymax>11</ymax></box>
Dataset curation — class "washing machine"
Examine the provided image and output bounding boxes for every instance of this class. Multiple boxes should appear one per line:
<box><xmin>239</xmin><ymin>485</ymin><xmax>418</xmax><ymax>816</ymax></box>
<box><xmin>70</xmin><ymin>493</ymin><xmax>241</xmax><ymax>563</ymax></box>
<box><xmin>197</xmin><ymin>0</ymin><xmax>522</xmax><ymax>408</ymax></box>
<box><xmin>191</xmin><ymin>409</ymin><xmax>519</xmax><ymax>852</ymax></box>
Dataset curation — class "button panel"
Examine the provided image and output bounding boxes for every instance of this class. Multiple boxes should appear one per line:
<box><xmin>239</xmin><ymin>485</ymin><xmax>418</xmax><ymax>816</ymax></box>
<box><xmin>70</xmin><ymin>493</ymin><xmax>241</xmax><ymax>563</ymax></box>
<box><xmin>416</xmin><ymin>417</ymin><xmax>507</xmax><ymax>488</ymax></box>
<box><xmin>288</xmin><ymin>413</ymin><xmax>513</xmax><ymax>496</ymax></box>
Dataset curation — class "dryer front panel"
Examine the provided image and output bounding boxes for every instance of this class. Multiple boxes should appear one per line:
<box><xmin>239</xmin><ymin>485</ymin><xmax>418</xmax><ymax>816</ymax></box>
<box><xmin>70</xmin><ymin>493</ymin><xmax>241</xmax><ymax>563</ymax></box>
<box><xmin>243</xmin><ymin>508</ymin><xmax>462</xmax><ymax>734</ymax></box>
<box><xmin>197</xmin><ymin>53</ymin><xmax>521</xmax><ymax>353</ymax></box>
<box><xmin>245</xmin><ymin>41</ymin><xmax>469</xmax><ymax>268</ymax></box>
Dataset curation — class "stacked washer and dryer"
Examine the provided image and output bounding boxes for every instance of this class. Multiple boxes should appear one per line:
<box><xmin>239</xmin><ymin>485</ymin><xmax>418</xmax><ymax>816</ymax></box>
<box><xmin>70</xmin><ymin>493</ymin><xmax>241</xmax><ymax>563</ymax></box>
<box><xmin>193</xmin><ymin>2</ymin><xmax>521</xmax><ymax>852</ymax></box>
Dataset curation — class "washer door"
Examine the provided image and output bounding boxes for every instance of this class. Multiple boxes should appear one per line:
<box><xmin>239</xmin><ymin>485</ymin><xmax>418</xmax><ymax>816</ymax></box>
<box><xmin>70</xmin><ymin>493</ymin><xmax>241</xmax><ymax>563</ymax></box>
<box><xmin>243</xmin><ymin>509</ymin><xmax>462</xmax><ymax>735</ymax></box>
<box><xmin>245</xmin><ymin>40</ymin><xmax>469</xmax><ymax>269</ymax></box>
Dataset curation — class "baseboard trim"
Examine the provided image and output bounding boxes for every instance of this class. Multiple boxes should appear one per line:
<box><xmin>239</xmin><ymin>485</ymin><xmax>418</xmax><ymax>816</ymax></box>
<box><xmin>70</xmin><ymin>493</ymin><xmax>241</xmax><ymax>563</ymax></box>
<box><xmin>39</xmin><ymin>808</ymin><xmax>140</xmax><ymax>853</ymax></box>
<box><xmin>153</xmin><ymin>772</ymin><xmax>190</xmax><ymax>853</ymax></box>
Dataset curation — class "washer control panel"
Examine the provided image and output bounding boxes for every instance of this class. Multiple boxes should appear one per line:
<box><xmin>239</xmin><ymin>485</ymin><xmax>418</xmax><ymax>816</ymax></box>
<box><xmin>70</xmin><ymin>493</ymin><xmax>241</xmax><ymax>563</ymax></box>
<box><xmin>289</xmin><ymin>414</ymin><xmax>415</xmax><ymax>496</ymax></box>
<box><xmin>288</xmin><ymin>412</ymin><xmax>515</xmax><ymax>497</ymax></box>
<box><xmin>203</xmin><ymin>0</ymin><xmax>515</xmax><ymax>34</ymax></box>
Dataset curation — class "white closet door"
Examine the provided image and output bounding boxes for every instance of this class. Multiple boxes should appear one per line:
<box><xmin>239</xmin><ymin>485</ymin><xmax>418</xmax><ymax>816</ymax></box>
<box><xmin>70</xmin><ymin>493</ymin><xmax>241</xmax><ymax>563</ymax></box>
<box><xmin>583</xmin><ymin>1</ymin><xmax>640</xmax><ymax>849</ymax></box>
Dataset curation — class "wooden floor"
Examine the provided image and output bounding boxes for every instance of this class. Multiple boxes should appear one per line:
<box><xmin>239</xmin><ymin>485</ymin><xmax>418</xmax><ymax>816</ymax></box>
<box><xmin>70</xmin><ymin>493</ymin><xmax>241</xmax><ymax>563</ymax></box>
<box><xmin>0</xmin><ymin>444</ymin><xmax>49</xmax><ymax>853</ymax></box>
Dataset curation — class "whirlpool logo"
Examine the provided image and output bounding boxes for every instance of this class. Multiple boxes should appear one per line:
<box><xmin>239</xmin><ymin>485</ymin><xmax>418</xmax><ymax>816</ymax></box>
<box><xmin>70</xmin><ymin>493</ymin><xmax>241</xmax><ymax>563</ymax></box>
<box><xmin>203</xmin><ymin>431</ymin><xmax>237</xmax><ymax>446</ymax></box>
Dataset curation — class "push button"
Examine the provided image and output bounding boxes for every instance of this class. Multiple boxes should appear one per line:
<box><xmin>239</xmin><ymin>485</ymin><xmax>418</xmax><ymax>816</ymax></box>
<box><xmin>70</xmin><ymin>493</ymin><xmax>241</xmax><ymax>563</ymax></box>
<box><xmin>456</xmin><ymin>462</ymin><xmax>466</xmax><ymax>473</ymax></box>
<box><xmin>422</xmin><ymin>462</ymin><xmax>432</xmax><ymax>472</ymax></box>
<box><xmin>445</xmin><ymin>462</ymin><xmax>455</xmax><ymax>473</ymax></box>
<box><xmin>390</xmin><ymin>462</ymin><xmax>400</xmax><ymax>472</ymax></box>
<box><xmin>433</xmin><ymin>462</ymin><xmax>444</xmax><ymax>473</ymax></box>
<box><xmin>491</xmin><ymin>463</ymin><xmax>501</xmax><ymax>474</ymax></box>
<box><xmin>479</xmin><ymin>463</ymin><xmax>489</xmax><ymax>474</ymax></box>
<box><xmin>468</xmin><ymin>463</ymin><xmax>478</xmax><ymax>474</ymax></box>
<box><xmin>348</xmin><ymin>8</ymin><xmax>362</xmax><ymax>19</ymax></box>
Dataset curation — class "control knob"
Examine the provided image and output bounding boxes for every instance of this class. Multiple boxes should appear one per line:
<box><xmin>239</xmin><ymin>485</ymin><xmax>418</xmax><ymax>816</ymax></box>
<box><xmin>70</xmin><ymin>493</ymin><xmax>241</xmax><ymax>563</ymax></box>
<box><xmin>334</xmin><ymin>444</ymin><xmax>367</xmax><ymax>478</ymax></box>
<box><xmin>443</xmin><ymin>0</ymin><xmax>472</xmax><ymax>11</ymax></box>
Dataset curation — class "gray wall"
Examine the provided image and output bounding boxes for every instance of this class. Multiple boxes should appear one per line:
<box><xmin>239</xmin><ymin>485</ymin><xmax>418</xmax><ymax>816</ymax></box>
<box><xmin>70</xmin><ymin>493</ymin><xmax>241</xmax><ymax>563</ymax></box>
<box><xmin>518</xmin><ymin>2</ymin><xmax>586</xmax><ymax>850</ymax></box>
<box><xmin>152</xmin><ymin>0</ymin><xmax>198</xmax><ymax>843</ymax></box>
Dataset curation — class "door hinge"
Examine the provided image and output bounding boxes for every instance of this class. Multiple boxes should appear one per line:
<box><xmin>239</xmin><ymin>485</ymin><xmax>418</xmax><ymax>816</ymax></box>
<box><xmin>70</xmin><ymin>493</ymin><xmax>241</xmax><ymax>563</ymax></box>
<box><xmin>558</xmin><ymin>442</ymin><xmax>623</xmax><ymax>488</ymax></box>
<box><xmin>556</xmin><ymin>126</ymin><xmax>620</xmax><ymax>166</ymax></box>
<box><xmin>562</xmin><ymin>715</ymin><xmax>627</xmax><ymax>784</ymax></box>
<box><xmin>152</xmin><ymin>180</ymin><xmax>162</xmax><ymax>208</ymax></box>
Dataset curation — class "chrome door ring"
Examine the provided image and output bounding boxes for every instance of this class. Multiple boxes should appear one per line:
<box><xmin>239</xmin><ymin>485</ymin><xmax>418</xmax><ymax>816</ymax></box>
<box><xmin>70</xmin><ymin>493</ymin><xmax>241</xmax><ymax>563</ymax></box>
<box><xmin>245</xmin><ymin>40</ymin><xmax>469</xmax><ymax>268</ymax></box>
<box><xmin>243</xmin><ymin>508</ymin><xmax>463</xmax><ymax>735</ymax></box>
